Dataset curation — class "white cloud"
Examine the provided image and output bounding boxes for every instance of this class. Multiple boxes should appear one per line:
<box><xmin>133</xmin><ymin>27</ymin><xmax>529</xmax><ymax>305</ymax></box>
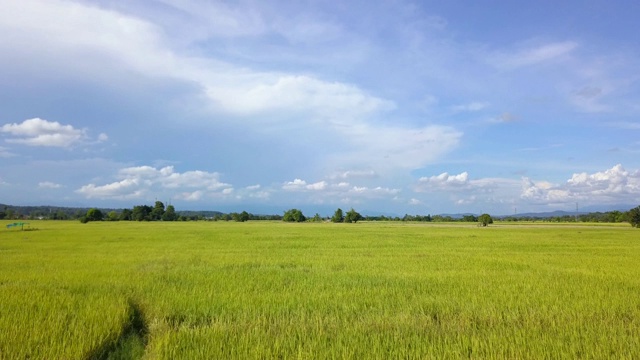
<box><xmin>1</xmin><ymin>118</ymin><xmax>86</xmax><ymax>147</ymax></box>
<box><xmin>414</xmin><ymin>171</ymin><xmax>523</xmax><ymax>210</ymax></box>
<box><xmin>282</xmin><ymin>179</ymin><xmax>327</xmax><ymax>191</ymax></box>
<box><xmin>282</xmin><ymin>178</ymin><xmax>307</xmax><ymax>191</ymax></box>
<box><xmin>206</xmin><ymin>75</ymin><xmax>394</xmax><ymax>117</ymax></box>
<box><xmin>408</xmin><ymin>198</ymin><xmax>422</xmax><ymax>205</ymax></box>
<box><xmin>348</xmin><ymin>186</ymin><xmax>400</xmax><ymax>196</ymax></box>
<box><xmin>38</xmin><ymin>181</ymin><xmax>62</xmax><ymax>189</ymax></box>
<box><xmin>306</xmin><ymin>181</ymin><xmax>328</xmax><ymax>191</ymax></box>
<box><xmin>521</xmin><ymin>164</ymin><xmax>640</xmax><ymax>205</ymax></box>
<box><xmin>0</xmin><ymin>1</ymin><xmax>391</xmax><ymax>123</ymax></box>
<box><xmin>0</xmin><ymin>1</ymin><xmax>461</xmax><ymax>175</ymax></box>
<box><xmin>451</xmin><ymin>101</ymin><xmax>489</xmax><ymax>112</ymax></box>
<box><xmin>491</xmin><ymin>41</ymin><xmax>578</xmax><ymax>69</ymax></box>
<box><xmin>330</xmin><ymin>170</ymin><xmax>378</xmax><ymax>180</ymax></box>
<box><xmin>418</xmin><ymin>172</ymin><xmax>469</xmax><ymax>188</ymax></box>
<box><xmin>77</xmin><ymin>178</ymin><xmax>144</xmax><ymax>199</ymax></box>
<box><xmin>76</xmin><ymin>165</ymin><xmax>231</xmax><ymax>200</ymax></box>
<box><xmin>176</xmin><ymin>190</ymin><xmax>204</xmax><ymax>201</ymax></box>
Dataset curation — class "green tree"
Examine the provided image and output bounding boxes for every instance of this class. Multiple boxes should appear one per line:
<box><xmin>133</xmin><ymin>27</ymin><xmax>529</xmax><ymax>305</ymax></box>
<box><xmin>151</xmin><ymin>201</ymin><xmax>165</xmax><ymax>220</ymax></box>
<box><xmin>478</xmin><ymin>213</ymin><xmax>493</xmax><ymax>227</ymax></box>
<box><xmin>106</xmin><ymin>211</ymin><xmax>119</xmax><ymax>221</ymax></box>
<box><xmin>162</xmin><ymin>205</ymin><xmax>177</xmax><ymax>221</ymax></box>
<box><xmin>83</xmin><ymin>208</ymin><xmax>104</xmax><ymax>222</ymax></box>
<box><xmin>119</xmin><ymin>208</ymin><xmax>132</xmax><ymax>221</ymax></box>
<box><xmin>463</xmin><ymin>214</ymin><xmax>478</xmax><ymax>222</ymax></box>
<box><xmin>132</xmin><ymin>205</ymin><xmax>152</xmax><ymax>221</ymax></box>
<box><xmin>283</xmin><ymin>209</ymin><xmax>306</xmax><ymax>222</ymax></box>
<box><xmin>331</xmin><ymin>208</ymin><xmax>344</xmax><ymax>223</ymax></box>
<box><xmin>231</xmin><ymin>211</ymin><xmax>250</xmax><ymax>222</ymax></box>
<box><xmin>628</xmin><ymin>206</ymin><xmax>640</xmax><ymax>228</ymax></box>
<box><xmin>344</xmin><ymin>208</ymin><xmax>362</xmax><ymax>223</ymax></box>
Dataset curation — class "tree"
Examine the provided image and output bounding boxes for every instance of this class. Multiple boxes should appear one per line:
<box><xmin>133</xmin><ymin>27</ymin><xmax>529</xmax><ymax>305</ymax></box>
<box><xmin>106</xmin><ymin>211</ymin><xmax>119</xmax><ymax>221</ymax></box>
<box><xmin>344</xmin><ymin>208</ymin><xmax>362</xmax><ymax>223</ymax></box>
<box><xmin>628</xmin><ymin>206</ymin><xmax>640</xmax><ymax>228</ymax></box>
<box><xmin>463</xmin><ymin>214</ymin><xmax>478</xmax><ymax>222</ymax></box>
<box><xmin>119</xmin><ymin>208</ymin><xmax>132</xmax><ymax>221</ymax></box>
<box><xmin>81</xmin><ymin>208</ymin><xmax>104</xmax><ymax>223</ymax></box>
<box><xmin>283</xmin><ymin>209</ymin><xmax>306</xmax><ymax>222</ymax></box>
<box><xmin>239</xmin><ymin>211</ymin><xmax>250</xmax><ymax>222</ymax></box>
<box><xmin>162</xmin><ymin>205</ymin><xmax>177</xmax><ymax>221</ymax></box>
<box><xmin>151</xmin><ymin>201</ymin><xmax>165</xmax><ymax>220</ymax></box>
<box><xmin>132</xmin><ymin>205</ymin><xmax>152</xmax><ymax>221</ymax></box>
<box><xmin>478</xmin><ymin>213</ymin><xmax>493</xmax><ymax>227</ymax></box>
<box><xmin>331</xmin><ymin>208</ymin><xmax>344</xmax><ymax>223</ymax></box>
<box><xmin>231</xmin><ymin>211</ymin><xmax>250</xmax><ymax>222</ymax></box>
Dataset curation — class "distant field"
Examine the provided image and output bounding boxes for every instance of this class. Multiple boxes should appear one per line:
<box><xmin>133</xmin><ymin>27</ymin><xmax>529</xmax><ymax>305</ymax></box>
<box><xmin>1</xmin><ymin>221</ymin><xmax>639</xmax><ymax>359</ymax></box>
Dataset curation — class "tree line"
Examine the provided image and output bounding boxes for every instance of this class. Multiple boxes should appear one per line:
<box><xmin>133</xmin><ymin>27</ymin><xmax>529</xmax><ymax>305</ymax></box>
<box><xmin>2</xmin><ymin>203</ymin><xmax>639</xmax><ymax>228</ymax></box>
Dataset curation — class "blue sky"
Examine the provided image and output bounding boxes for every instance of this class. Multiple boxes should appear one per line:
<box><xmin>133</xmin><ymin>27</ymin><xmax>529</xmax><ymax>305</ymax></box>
<box><xmin>1</xmin><ymin>0</ymin><xmax>639</xmax><ymax>216</ymax></box>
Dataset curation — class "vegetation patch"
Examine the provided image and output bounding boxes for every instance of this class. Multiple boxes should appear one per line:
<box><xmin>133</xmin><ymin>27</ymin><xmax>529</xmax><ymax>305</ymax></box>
<box><xmin>1</xmin><ymin>221</ymin><xmax>639</xmax><ymax>358</ymax></box>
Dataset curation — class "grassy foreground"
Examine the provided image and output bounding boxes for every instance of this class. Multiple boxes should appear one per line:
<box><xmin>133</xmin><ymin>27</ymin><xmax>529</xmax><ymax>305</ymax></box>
<box><xmin>1</xmin><ymin>221</ymin><xmax>639</xmax><ymax>359</ymax></box>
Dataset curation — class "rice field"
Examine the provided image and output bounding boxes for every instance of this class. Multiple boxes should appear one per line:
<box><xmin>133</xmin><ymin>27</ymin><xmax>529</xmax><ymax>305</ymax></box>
<box><xmin>1</xmin><ymin>220</ymin><xmax>639</xmax><ymax>359</ymax></box>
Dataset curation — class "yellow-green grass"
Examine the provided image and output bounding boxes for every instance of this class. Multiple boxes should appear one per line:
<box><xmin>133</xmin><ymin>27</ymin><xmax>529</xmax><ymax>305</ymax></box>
<box><xmin>1</xmin><ymin>221</ymin><xmax>639</xmax><ymax>359</ymax></box>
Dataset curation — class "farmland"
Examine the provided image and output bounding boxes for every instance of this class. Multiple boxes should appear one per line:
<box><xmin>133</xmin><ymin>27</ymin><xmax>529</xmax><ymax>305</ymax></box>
<box><xmin>1</xmin><ymin>221</ymin><xmax>639</xmax><ymax>359</ymax></box>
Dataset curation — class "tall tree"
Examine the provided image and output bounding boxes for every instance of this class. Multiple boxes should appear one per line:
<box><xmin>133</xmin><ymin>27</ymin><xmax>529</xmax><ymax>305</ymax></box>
<box><xmin>162</xmin><ymin>205</ymin><xmax>177</xmax><ymax>221</ymax></box>
<box><xmin>151</xmin><ymin>201</ymin><xmax>165</xmax><ymax>220</ymax></box>
<box><xmin>331</xmin><ymin>208</ymin><xmax>344</xmax><ymax>223</ymax></box>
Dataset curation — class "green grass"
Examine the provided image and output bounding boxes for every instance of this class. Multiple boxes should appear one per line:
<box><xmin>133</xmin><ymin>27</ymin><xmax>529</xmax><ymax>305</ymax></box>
<box><xmin>1</xmin><ymin>221</ymin><xmax>639</xmax><ymax>359</ymax></box>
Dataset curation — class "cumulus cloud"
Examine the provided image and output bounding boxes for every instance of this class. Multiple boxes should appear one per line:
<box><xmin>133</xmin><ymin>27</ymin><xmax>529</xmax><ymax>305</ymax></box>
<box><xmin>417</xmin><ymin>172</ymin><xmax>469</xmax><ymax>188</ymax></box>
<box><xmin>0</xmin><ymin>118</ymin><xmax>108</xmax><ymax>148</ymax></box>
<box><xmin>1</xmin><ymin>118</ymin><xmax>86</xmax><ymax>147</ymax></box>
<box><xmin>414</xmin><ymin>171</ymin><xmax>522</xmax><ymax>208</ymax></box>
<box><xmin>76</xmin><ymin>165</ymin><xmax>232</xmax><ymax>200</ymax></box>
<box><xmin>521</xmin><ymin>164</ymin><xmax>640</xmax><ymax>205</ymax></box>
<box><xmin>282</xmin><ymin>179</ymin><xmax>327</xmax><ymax>191</ymax></box>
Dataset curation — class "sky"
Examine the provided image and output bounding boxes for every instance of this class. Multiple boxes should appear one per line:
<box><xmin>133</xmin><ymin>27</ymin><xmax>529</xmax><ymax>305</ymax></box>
<box><xmin>1</xmin><ymin>0</ymin><xmax>640</xmax><ymax>216</ymax></box>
